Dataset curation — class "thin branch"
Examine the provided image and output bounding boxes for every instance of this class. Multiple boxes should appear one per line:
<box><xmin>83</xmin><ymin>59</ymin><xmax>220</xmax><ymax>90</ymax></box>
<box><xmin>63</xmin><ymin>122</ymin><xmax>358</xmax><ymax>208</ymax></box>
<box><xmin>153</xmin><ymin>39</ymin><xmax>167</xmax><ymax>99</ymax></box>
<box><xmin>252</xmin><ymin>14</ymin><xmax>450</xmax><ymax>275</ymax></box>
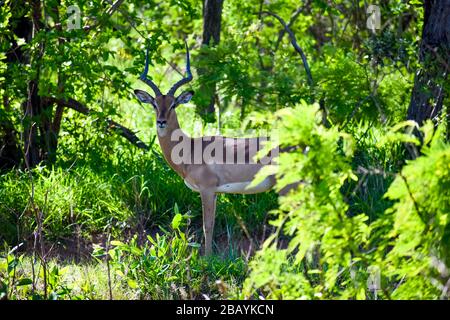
<box><xmin>106</xmin><ymin>0</ymin><xmax>125</xmax><ymax>16</ymax></box>
<box><xmin>261</xmin><ymin>11</ymin><xmax>314</xmax><ymax>87</ymax></box>
<box><xmin>83</xmin><ymin>0</ymin><xmax>125</xmax><ymax>32</ymax></box>
<box><xmin>106</xmin><ymin>119</ymin><xmax>149</xmax><ymax>150</ymax></box>
<box><xmin>100</xmin><ymin>0</ymin><xmax>184</xmax><ymax>78</ymax></box>
<box><xmin>52</xmin><ymin>5</ymin><xmax>66</xmax><ymax>137</ymax></box>
<box><xmin>398</xmin><ymin>172</ymin><xmax>428</xmax><ymax>229</ymax></box>
<box><xmin>44</xmin><ymin>97</ymin><xmax>149</xmax><ymax>151</ymax></box>
<box><xmin>274</xmin><ymin>3</ymin><xmax>309</xmax><ymax>52</ymax></box>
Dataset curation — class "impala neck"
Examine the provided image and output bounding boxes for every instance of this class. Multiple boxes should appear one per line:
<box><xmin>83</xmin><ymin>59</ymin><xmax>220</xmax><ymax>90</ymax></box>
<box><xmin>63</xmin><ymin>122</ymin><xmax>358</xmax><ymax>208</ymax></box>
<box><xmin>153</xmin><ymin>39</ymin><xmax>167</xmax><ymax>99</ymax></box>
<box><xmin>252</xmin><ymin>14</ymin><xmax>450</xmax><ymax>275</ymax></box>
<box><xmin>157</xmin><ymin>112</ymin><xmax>190</xmax><ymax>178</ymax></box>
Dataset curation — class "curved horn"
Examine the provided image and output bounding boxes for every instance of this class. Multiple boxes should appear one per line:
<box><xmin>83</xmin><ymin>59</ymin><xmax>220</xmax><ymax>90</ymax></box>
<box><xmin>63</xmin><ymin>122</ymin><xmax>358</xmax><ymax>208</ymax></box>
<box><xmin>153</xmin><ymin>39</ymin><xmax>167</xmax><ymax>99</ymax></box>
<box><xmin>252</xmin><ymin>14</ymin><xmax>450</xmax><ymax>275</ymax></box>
<box><xmin>167</xmin><ymin>41</ymin><xmax>193</xmax><ymax>96</ymax></box>
<box><xmin>139</xmin><ymin>47</ymin><xmax>162</xmax><ymax>96</ymax></box>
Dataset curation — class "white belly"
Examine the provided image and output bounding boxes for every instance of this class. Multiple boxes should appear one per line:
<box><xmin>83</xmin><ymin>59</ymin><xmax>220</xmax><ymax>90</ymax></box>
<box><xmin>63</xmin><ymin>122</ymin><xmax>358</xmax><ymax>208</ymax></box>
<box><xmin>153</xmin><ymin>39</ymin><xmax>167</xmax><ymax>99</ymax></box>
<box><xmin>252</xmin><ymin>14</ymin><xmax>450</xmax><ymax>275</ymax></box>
<box><xmin>184</xmin><ymin>180</ymin><xmax>200</xmax><ymax>192</ymax></box>
<box><xmin>184</xmin><ymin>177</ymin><xmax>274</xmax><ymax>194</ymax></box>
<box><xmin>216</xmin><ymin>177</ymin><xmax>274</xmax><ymax>194</ymax></box>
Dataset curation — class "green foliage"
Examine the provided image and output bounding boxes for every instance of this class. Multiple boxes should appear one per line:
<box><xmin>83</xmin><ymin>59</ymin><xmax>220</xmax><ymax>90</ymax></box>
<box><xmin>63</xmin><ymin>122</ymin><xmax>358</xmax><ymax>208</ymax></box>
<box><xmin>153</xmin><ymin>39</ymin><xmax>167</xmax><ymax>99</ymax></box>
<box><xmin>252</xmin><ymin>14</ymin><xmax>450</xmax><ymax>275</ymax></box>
<box><xmin>245</xmin><ymin>114</ymin><xmax>450</xmax><ymax>300</ymax></box>
<box><xmin>374</xmin><ymin>123</ymin><xmax>450</xmax><ymax>299</ymax></box>
<box><xmin>0</xmin><ymin>246</ymin><xmax>74</xmax><ymax>300</ymax></box>
<box><xmin>0</xmin><ymin>166</ymin><xmax>133</xmax><ymax>243</ymax></box>
<box><xmin>0</xmin><ymin>211</ymin><xmax>247</xmax><ymax>300</ymax></box>
<box><xmin>93</xmin><ymin>212</ymin><xmax>246</xmax><ymax>299</ymax></box>
<box><xmin>245</xmin><ymin>102</ymin><xmax>371</xmax><ymax>299</ymax></box>
<box><xmin>0</xmin><ymin>251</ymin><xmax>32</xmax><ymax>300</ymax></box>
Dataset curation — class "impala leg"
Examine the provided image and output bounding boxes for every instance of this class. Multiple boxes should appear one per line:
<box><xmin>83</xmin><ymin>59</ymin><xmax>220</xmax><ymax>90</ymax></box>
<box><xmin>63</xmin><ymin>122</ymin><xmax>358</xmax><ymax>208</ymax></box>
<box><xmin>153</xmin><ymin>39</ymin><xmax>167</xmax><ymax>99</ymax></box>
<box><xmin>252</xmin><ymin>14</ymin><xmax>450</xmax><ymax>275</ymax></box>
<box><xmin>200</xmin><ymin>191</ymin><xmax>217</xmax><ymax>255</ymax></box>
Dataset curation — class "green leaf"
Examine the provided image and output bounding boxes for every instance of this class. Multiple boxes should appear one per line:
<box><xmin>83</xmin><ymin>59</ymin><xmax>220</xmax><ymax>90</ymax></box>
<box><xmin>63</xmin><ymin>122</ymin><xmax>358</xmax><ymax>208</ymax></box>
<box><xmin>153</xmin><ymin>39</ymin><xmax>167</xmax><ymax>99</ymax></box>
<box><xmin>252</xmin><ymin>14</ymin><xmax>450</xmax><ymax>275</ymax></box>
<box><xmin>127</xmin><ymin>279</ymin><xmax>138</xmax><ymax>289</ymax></box>
<box><xmin>110</xmin><ymin>240</ymin><xmax>125</xmax><ymax>247</ymax></box>
<box><xmin>16</xmin><ymin>278</ymin><xmax>33</xmax><ymax>286</ymax></box>
<box><xmin>172</xmin><ymin>213</ymin><xmax>183</xmax><ymax>230</ymax></box>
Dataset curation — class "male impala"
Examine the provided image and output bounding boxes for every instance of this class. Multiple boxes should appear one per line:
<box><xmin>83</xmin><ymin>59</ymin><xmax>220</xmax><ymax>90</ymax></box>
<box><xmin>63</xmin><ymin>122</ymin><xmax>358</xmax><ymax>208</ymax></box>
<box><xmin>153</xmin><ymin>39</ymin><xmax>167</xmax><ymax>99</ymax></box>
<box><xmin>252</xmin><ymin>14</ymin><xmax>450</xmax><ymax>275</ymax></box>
<box><xmin>134</xmin><ymin>43</ymin><xmax>278</xmax><ymax>255</ymax></box>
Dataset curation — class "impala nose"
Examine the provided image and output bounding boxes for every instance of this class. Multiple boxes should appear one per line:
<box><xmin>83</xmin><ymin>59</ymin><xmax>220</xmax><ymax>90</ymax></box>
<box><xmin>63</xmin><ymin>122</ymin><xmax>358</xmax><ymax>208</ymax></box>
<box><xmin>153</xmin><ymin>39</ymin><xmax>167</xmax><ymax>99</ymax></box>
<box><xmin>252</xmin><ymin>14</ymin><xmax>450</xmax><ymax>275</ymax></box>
<box><xmin>157</xmin><ymin>120</ymin><xmax>167</xmax><ymax>129</ymax></box>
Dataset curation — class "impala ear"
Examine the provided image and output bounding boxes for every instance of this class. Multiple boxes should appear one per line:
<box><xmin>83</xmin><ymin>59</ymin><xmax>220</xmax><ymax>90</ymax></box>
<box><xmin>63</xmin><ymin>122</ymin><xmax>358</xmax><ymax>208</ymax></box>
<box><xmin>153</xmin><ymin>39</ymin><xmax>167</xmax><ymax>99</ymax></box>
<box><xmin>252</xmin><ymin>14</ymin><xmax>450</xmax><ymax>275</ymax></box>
<box><xmin>175</xmin><ymin>91</ymin><xmax>194</xmax><ymax>106</ymax></box>
<box><xmin>134</xmin><ymin>89</ymin><xmax>155</xmax><ymax>105</ymax></box>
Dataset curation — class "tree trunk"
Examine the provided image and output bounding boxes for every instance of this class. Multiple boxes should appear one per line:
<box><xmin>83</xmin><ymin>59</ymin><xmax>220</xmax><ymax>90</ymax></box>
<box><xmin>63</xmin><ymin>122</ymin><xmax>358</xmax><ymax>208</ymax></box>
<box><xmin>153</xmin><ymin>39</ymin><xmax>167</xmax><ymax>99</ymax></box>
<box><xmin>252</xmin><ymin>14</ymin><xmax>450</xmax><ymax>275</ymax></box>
<box><xmin>47</xmin><ymin>3</ymin><xmax>67</xmax><ymax>164</ymax></box>
<box><xmin>407</xmin><ymin>0</ymin><xmax>450</xmax><ymax>125</ymax></box>
<box><xmin>23</xmin><ymin>80</ymin><xmax>41</xmax><ymax>168</ymax></box>
<box><xmin>1</xmin><ymin>7</ymin><xmax>34</xmax><ymax>169</ymax></box>
<box><xmin>23</xmin><ymin>0</ymin><xmax>47</xmax><ymax>168</ymax></box>
<box><xmin>15</xmin><ymin>0</ymin><xmax>56</xmax><ymax>168</ymax></box>
<box><xmin>5</xmin><ymin>3</ymin><xmax>41</xmax><ymax>168</ymax></box>
<box><xmin>202</xmin><ymin>0</ymin><xmax>223</xmax><ymax>46</ymax></box>
<box><xmin>0</xmin><ymin>96</ymin><xmax>21</xmax><ymax>170</ymax></box>
<box><xmin>197</xmin><ymin>0</ymin><xmax>224</xmax><ymax>122</ymax></box>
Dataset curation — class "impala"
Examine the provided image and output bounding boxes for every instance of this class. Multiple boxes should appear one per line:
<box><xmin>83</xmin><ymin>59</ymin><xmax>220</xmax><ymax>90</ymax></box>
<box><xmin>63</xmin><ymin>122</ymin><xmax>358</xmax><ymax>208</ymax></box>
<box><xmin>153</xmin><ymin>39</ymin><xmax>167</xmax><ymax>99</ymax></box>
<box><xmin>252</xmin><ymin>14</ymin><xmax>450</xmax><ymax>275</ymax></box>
<box><xmin>134</xmin><ymin>42</ymin><xmax>279</xmax><ymax>255</ymax></box>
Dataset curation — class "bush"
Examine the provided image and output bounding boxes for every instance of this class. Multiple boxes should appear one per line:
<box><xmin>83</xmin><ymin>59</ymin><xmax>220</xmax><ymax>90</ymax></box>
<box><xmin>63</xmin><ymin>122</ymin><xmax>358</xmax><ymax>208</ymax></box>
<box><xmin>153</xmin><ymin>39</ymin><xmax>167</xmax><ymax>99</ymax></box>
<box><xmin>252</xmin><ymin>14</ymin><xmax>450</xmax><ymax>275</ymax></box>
<box><xmin>0</xmin><ymin>167</ymin><xmax>132</xmax><ymax>244</ymax></box>
<box><xmin>375</xmin><ymin>122</ymin><xmax>450</xmax><ymax>299</ymax></box>
<box><xmin>94</xmin><ymin>211</ymin><xmax>247</xmax><ymax>299</ymax></box>
<box><xmin>244</xmin><ymin>104</ymin><xmax>450</xmax><ymax>300</ymax></box>
<box><xmin>244</xmin><ymin>101</ymin><xmax>371</xmax><ymax>299</ymax></box>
